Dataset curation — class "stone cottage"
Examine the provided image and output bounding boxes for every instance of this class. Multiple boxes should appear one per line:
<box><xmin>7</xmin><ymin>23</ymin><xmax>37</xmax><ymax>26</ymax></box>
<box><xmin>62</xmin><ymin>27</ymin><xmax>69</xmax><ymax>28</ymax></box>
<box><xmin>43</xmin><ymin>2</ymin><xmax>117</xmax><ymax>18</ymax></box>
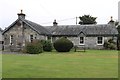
<box><xmin>2</xmin><ymin>11</ymin><xmax>118</xmax><ymax>51</ymax></box>
<box><xmin>3</xmin><ymin>10</ymin><xmax>51</xmax><ymax>51</ymax></box>
<box><xmin>46</xmin><ymin>19</ymin><xmax>118</xmax><ymax>49</ymax></box>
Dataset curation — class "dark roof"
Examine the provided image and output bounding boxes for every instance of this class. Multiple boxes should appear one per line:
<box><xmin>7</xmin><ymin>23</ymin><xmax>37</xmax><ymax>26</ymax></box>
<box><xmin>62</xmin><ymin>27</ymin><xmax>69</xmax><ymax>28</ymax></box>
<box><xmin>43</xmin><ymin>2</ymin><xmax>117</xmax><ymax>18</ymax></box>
<box><xmin>3</xmin><ymin>16</ymin><xmax>118</xmax><ymax>37</ymax></box>
<box><xmin>46</xmin><ymin>25</ymin><xmax>83</xmax><ymax>36</ymax></box>
<box><xmin>3</xmin><ymin>18</ymin><xmax>19</xmax><ymax>34</ymax></box>
<box><xmin>22</xmin><ymin>19</ymin><xmax>51</xmax><ymax>35</ymax></box>
<box><xmin>3</xmin><ymin>18</ymin><xmax>51</xmax><ymax>35</ymax></box>
<box><xmin>46</xmin><ymin>24</ymin><xmax>118</xmax><ymax>36</ymax></box>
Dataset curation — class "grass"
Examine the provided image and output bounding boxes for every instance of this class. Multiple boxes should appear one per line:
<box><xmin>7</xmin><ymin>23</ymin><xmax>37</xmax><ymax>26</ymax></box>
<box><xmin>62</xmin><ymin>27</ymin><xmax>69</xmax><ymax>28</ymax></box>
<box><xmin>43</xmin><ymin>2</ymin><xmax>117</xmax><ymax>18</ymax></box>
<box><xmin>2</xmin><ymin>50</ymin><xmax>118</xmax><ymax>78</ymax></box>
<box><xmin>0</xmin><ymin>51</ymin><xmax>2</xmax><ymax>79</ymax></box>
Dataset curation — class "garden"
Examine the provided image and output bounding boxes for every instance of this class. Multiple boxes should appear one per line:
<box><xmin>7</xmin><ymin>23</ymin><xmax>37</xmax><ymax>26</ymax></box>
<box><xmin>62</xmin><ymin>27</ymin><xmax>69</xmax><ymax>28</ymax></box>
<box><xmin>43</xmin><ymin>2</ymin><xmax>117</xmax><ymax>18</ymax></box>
<box><xmin>2</xmin><ymin>37</ymin><xmax>119</xmax><ymax>78</ymax></box>
<box><xmin>2</xmin><ymin>50</ymin><xmax>118</xmax><ymax>78</ymax></box>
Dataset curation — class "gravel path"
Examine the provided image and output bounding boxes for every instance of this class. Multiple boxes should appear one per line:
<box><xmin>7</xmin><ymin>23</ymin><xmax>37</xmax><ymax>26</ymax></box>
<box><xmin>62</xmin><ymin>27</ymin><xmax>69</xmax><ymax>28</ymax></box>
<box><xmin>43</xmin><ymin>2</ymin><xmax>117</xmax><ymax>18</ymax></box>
<box><xmin>2</xmin><ymin>51</ymin><xmax>23</xmax><ymax>54</ymax></box>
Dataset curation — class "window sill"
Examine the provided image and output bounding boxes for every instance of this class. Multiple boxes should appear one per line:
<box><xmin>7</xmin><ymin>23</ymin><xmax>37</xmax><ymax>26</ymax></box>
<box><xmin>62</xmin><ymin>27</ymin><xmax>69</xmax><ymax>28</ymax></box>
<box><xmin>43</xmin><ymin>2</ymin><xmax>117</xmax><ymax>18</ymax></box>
<box><xmin>79</xmin><ymin>44</ymin><xmax>85</xmax><ymax>45</ymax></box>
<box><xmin>97</xmin><ymin>44</ymin><xmax>103</xmax><ymax>46</ymax></box>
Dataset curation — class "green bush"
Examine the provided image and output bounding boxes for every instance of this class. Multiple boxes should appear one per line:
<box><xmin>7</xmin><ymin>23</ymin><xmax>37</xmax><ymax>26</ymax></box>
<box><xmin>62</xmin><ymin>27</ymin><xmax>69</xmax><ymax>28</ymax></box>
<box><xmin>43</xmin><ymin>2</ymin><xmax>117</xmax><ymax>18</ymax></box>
<box><xmin>108</xmin><ymin>39</ymin><xmax>116</xmax><ymax>44</ymax></box>
<box><xmin>40</xmin><ymin>40</ymin><xmax>52</xmax><ymax>52</ymax></box>
<box><xmin>104</xmin><ymin>39</ymin><xmax>116</xmax><ymax>50</ymax></box>
<box><xmin>53</xmin><ymin>37</ymin><xmax>73</xmax><ymax>52</ymax></box>
<box><xmin>25</xmin><ymin>40</ymin><xmax>43</xmax><ymax>54</ymax></box>
<box><xmin>104</xmin><ymin>41</ymin><xmax>109</xmax><ymax>49</ymax></box>
<box><xmin>108</xmin><ymin>43</ymin><xmax>116</xmax><ymax>50</ymax></box>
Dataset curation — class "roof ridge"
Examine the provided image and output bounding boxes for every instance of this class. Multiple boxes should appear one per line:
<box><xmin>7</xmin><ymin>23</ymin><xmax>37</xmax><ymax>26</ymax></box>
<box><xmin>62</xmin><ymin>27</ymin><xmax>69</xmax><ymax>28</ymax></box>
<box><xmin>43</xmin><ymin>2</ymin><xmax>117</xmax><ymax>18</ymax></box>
<box><xmin>2</xmin><ymin>18</ymin><xmax>20</xmax><ymax>34</ymax></box>
<box><xmin>22</xmin><ymin>19</ymin><xmax>51</xmax><ymax>35</ymax></box>
<box><xmin>24</xmin><ymin>19</ymin><xmax>43</xmax><ymax>27</ymax></box>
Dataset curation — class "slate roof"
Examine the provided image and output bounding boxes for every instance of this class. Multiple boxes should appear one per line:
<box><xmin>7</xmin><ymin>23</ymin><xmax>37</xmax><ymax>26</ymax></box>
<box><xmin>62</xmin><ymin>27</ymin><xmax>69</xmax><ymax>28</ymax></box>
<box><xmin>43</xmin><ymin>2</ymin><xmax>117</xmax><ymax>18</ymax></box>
<box><xmin>22</xmin><ymin>19</ymin><xmax>51</xmax><ymax>35</ymax></box>
<box><xmin>3</xmin><ymin>17</ymin><xmax>51</xmax><ymax>35</ymax></box>
<box><xmin>46</xmin><ymin>24</ymin><xmax>118</xmax><ymax>36</ymax></box>
<box><xmin>2</xmin><ymin>16</ymin><xmax>118</xmax><ymax>37</ymax></box>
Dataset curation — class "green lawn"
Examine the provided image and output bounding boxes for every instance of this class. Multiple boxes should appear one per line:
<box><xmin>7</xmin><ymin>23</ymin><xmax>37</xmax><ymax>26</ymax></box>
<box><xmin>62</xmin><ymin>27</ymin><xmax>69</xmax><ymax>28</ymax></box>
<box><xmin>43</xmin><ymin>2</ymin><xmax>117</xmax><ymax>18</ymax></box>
<box><xmin>0</xmin><ymin>51</ymin><xmax>2</xmax><ymax>79</ymax></box>
<box><xmin>2</xmin><ymin>50</ymin><xmax>118</xmax><ymax>78</ymax></box>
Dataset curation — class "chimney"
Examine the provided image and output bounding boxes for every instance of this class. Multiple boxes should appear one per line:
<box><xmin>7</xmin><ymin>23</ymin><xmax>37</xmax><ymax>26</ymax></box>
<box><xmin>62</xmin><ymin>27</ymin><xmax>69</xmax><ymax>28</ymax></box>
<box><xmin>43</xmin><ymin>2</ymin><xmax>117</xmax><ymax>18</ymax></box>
<box><xmin>108</xmin><ymin>16</ymin><xmax>115</xmax><ymax>26</ymax></box>
<box><xmin>17</xmin><ymin>10</ymin><xmax>26</xmax><ymax>19</ymax></box>
<box><xmin>53</xmin><ymin>19</ymin><xmax>58</xmax><ymax>26</ymax></box>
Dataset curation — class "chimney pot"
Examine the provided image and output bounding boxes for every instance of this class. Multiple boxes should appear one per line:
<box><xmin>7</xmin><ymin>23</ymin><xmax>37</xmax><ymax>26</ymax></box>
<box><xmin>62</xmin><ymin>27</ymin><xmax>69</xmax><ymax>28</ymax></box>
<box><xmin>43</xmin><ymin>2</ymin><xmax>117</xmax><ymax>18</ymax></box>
<box><xmin>17</xmin><ymin>10</ymin><xmax>26</xmax><ymax>19</ymax></box>
<box><xmin>108</xmin><ymin>16</ymin><xmax>115</xmax><ymax>26</ymax></box>
<box><xmin>53</xmin><ymin>19</ymin><xmax>58</xmax><ymax>26</ymax></box>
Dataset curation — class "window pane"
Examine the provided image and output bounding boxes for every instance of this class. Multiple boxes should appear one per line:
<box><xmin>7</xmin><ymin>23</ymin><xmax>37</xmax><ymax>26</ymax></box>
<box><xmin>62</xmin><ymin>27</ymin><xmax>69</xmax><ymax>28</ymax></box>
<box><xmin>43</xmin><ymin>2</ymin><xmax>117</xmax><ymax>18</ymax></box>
<box><xmin>98</xmin><ymin>37</ymin><xmax>102</xmax><ymax>40</ymax></box>
<box><xmin>97</xmin><ymin>37</ymin><xmax>103</xmax><ymax>44</ymax></box>
<box><xmin>80</xmin><ymin>37</ymin><xmax>84</xmax><ymax>44</ymax></box>
<box><xmin>35</xmin><ymin>34</ymin><xmax>37</xmax><ymax>39</ymax></box>
<box><xmin>98</xmin><ymin>40</ymin><xmax>102</xmax><ymax>44</ymax></box>
<box><xmin>30</xmin><ymin>35</ymin><xmax>33</xmax><ymax>42</ymax></box>
<box><xmin>47</xmin><ymin>36</ymin><xmax>51</xmax><ymax>40</ymax></box>
<box><xmin>10</xmin><ymin>35</ymin><xmax>14</xmax><ymax>45</ymax></box>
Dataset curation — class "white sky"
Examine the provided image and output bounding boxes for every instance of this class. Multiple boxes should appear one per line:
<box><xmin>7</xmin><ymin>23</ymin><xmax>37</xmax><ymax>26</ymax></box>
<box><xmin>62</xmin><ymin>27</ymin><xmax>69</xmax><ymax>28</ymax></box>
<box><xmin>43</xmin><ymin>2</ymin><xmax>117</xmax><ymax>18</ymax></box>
<box><xmin>0</xmin><ymin>0</ymin><xmax>120</xmax><ymax>29</ymax></box>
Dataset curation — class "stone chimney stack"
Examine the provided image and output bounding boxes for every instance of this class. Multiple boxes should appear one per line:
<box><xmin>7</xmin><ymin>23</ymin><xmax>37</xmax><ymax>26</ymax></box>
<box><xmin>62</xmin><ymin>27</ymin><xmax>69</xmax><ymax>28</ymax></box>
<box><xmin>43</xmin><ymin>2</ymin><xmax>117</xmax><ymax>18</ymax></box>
<box><xmin>108</xmin><ymin>16</ymin><xmax>115</xmax><ymax>27</ymax></box>
<box><xmin>53</xmin><ymin>19</ymin><xmax>58</xmax><ymax>26</ymax></box>
<box><xmin>17</xmin><ymin>10</ymin><xmax>26</xmax><ymax>19</ymax></box>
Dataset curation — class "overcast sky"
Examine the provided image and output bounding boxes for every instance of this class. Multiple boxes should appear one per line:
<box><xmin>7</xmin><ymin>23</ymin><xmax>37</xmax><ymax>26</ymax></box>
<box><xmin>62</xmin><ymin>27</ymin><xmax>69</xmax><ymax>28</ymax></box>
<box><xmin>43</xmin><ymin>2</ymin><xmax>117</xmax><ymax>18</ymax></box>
<box><xmin>0</xmin><ymin>0</ymin><xmax>120</xmax><ymax>29</ymax></box>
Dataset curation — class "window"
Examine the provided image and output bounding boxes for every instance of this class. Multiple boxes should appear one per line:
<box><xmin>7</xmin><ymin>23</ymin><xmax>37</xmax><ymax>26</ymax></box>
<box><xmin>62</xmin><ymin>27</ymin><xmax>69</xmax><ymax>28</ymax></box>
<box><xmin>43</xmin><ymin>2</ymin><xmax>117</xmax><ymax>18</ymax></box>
<box><xmin>10</xmin><ymin>35</ymin><xmax>13</xmax><ymax>45</ymax></box>
<box><xmin>35</xmin><ymin>34</ymin><xmax>37</xmax><ymax>40</ymax></box>
<box><xmin>47</xmin><ymin>36</ymin><xmax>51</xmax><ymax>40</ymax></box>
<box><xmin>97</xmin><ymin>37</ymin><xmax>104</xmax><ymax>45</ymax></box>
<box><xmin>30</xmin><ymin>35</ymin><xmax>33</xmax><ymax>42</ymax></box>
<box><xmin>79</xmin><ymin>37</ymin><xmax>84</xmax><ymax>45</ymax></box>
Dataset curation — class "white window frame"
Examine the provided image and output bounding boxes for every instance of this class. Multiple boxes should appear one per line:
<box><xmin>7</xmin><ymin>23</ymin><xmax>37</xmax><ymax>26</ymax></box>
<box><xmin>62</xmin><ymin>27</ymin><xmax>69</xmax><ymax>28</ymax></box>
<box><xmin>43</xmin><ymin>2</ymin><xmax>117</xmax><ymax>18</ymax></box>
<box><xmin>79</xmin><ymin>37</ymin><xmax>85</xmax><ymax>45</ymax></box>
<box><xmin>10</xmin><ymin>35</ymin><xmax>13</xmax><ymax>45</ymax></box>
<box><xmin>97</xmin><ymin>37</ymin><xmax>104</xmax><ymax>45</ymax></box>
<box><xmin>50</xmin><ymin>37</ymin><xmax>53</xmax><ymax>43</ymax></box>
<box><xmin>29</xmin><ymin>35</ymin><xmax>34</xmax><ymax>42</ymax></box>
<box><xmin>45</xmin><ymin>36</ymin><xmax>48</xmax><ymax>40</ymax></box>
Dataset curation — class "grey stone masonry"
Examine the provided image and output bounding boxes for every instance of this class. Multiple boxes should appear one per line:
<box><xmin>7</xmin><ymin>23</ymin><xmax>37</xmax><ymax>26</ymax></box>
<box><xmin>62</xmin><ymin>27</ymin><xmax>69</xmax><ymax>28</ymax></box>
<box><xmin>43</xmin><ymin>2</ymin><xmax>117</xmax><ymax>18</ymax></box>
<box><xmin>3</xmin><ymin>21</ymin><xmax>46</xmax><ymax>51</ymax></box>
<box><xmin>2</xmin><ymin>12</ymin><xmax>118</xmax><ymax>51</ymax></box>
<box><xmin>0</xmin><ymin>30</ymin><xmax>2</xmax><ymax>50</ymax></box>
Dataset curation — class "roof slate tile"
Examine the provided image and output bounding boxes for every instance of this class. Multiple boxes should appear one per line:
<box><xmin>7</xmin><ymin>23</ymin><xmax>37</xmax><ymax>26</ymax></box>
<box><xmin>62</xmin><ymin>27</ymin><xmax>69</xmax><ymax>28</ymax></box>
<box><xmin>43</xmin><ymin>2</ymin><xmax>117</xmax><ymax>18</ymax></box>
<box><xmin>46</xmin><ymin>24</ymin><xmax>118</xmax><ymax>36</ymax></box>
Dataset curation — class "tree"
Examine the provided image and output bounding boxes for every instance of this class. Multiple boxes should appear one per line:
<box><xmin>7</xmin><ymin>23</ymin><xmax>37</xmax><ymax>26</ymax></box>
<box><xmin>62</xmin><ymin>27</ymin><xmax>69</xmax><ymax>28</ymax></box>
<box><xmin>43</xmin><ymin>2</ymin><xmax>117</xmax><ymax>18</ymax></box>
<box><xmin>117</xmin><ymin>25</ymin><xmax>120</xmax><ymax>50</ymax></box>
<box><xmin>79</xmin><ymin>15</ymin><xmax>97</xmax><ymax>25</ymax></box>
<box><xmin>115</xmin><ymin>21</ymin><xmax>119</xmax><ymax>26</ymax></box>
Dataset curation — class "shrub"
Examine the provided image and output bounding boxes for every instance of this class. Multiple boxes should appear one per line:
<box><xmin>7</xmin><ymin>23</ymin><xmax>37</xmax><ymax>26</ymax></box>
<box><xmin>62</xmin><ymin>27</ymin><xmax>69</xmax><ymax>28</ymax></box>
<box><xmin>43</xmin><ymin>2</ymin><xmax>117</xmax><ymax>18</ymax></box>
<box><xmin>53</xmin><ymin>37</ymin><xmax>73</xmax><ymax>52</ymax></box>
<box><xmin>108</xmin><ymin>43</ymin><xmax>116</xmax><ymax>50</ymax></box>
<box><xmin>40</xmin><ymin>40</ymin><xmax>52</xmax><ymax>52</ymax></box>
<box><xmin>25</xmin><ymin>40</ymin><xmax>43</xmax><ymax>54</ymax></box>
<box><xmin>108</xmin><ymin>39</ymin><xmax>116</xmax><ymax>44</ymax></box>
<box><xmin>104</xmin><ymin>39</ymin><xmax>116</xmax><ymax>50</ymax></box>
<box><xmin>104</xmin><ymin>41</ymin><xmax>109</xmax><ymax>49</ymax></box>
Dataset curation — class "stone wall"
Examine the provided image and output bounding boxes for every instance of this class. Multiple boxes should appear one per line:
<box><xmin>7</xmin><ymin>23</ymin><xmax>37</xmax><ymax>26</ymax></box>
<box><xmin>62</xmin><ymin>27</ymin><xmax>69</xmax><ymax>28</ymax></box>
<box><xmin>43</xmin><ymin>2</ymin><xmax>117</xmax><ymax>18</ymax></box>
<box><xmin>3</xmin><ymin>22</ymin><xmax>46</xmax><ymax>51</ymax></box>
<box><xmin>85</xmin><ymin>37</ymin><xmax>102</xmax><ymax>49</ymax></box>
<box><xmin>52</xmin><ymin>36</ymin><xmax>116</xmax><ymax>49</ymax></box>
<box><xmin>70</xmin><ymin>36</ymin><xmax>117</xmax><ymax>49</ymax></box>
<box><xmin>0</xmin><ymin>31</ymin><xmax>2</xmax><ymax>50</ymax></box>
<box><xmin>3</xmin><ymin>20</ymin><xmax>117</xmax><ymax>51</ymax></box>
